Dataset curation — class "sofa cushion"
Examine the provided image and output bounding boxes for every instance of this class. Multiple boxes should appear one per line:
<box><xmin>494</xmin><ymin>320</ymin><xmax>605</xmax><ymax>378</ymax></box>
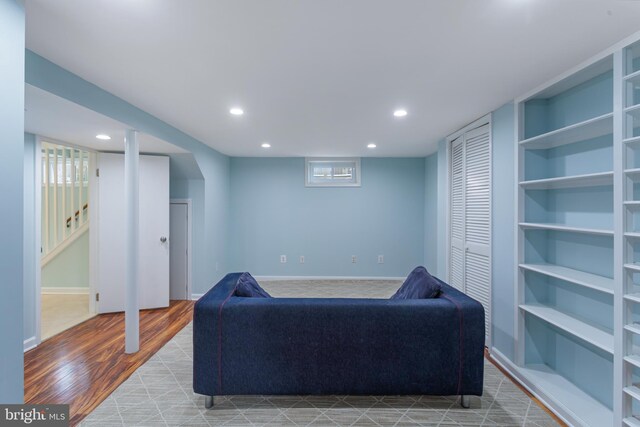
<box><xmin>235</xmin><ymin>272</ymin><xmax>272</xmax><ymax>298</ymax></box>
<box><xmin>390</xmin><ymin>266</ymin><xmax>441</xmax><ymax>299</ymax></box>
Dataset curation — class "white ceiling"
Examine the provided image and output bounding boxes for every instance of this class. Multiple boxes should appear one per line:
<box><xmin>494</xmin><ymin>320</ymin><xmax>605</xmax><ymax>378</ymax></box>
<box><xmin>25</xmin><ymin>0</ymin><xmax>640</xmax><ymax>157</ymax></box>
<box><xmin>25</xmin><ymin>84</ymin><xmax>186</xmax><ymax>154</ymax></box>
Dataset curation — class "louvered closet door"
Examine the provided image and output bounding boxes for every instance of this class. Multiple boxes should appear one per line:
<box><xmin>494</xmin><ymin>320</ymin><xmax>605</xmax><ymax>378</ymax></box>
<box><xmin>449</xmin><ymin>136</ymin><xmax>465</xmax><ymax>291</ymax></box>
<box><xmin>449</xmin><ymin>123</ymin><xmax>491</xmax><ymax>346</ymax></box>
<box><xmin>464</xmin><ymin>124</ymin><xmax>491</xmax><ymax>345</ymax></box>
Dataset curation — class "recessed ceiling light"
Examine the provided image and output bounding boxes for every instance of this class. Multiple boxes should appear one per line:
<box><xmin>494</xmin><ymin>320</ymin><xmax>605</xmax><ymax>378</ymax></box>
<box><xmin>393</xmin><ymin>109</ymin><xmax>407</xmax><ymax>117</ymax></box>
<box><xmin>96</xmin><ymin>134</ymin><xmax>111</xmax><ymax>140</ymax></box>
<box><xmin>261</xmin><ymin>142</ymin><xmax>271</xmax><ymax>148</ymax></box>
<box><xmin>367</xmin><ymin>143</ymin><xmax>377</xmax><ymax>149</ymax></box>
<box><xmin>230</xmin><ymin>107</ymin><xmax>244</xmax><ymax>116</ymax></box>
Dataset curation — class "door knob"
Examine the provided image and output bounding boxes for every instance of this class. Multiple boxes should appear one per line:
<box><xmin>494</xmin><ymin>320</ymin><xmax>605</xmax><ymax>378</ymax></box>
<box><xmin>160</xmin><ymin>236</ymin><xmax>167</xmax><ymax>243</ymax></box>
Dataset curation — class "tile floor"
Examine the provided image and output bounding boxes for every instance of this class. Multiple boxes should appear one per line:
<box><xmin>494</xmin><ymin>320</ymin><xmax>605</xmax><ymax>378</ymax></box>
<box><xmin>80</xmin><ymin>280</ymin><xmax>559</xmax><ymax>427</ymax></box>
<box><xmin>41</xmin><ymin>293</ymin><xmax>95</xmax><ymax>340</ymax></box>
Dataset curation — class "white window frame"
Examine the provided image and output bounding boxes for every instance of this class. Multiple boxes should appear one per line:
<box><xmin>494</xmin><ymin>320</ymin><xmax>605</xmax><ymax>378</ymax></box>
<box><xmin>305</xmin><ymin>157</ymin><xmax>361</xmax><ymax>187</ymax></box>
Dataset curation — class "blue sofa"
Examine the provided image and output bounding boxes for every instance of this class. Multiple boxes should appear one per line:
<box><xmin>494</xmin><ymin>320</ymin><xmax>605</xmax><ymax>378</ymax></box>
<box><xmin>193</xmin><ymin>273</ymin><xmax>485</xmax><ymax>408</ymax></box>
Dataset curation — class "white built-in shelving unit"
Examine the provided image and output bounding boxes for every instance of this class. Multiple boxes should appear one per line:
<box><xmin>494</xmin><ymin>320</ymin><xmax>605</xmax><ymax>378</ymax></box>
<box><xmin>509</xmin><ymin>33</ymin><xmax>640</xmax><ymax>427</ymax></box>
<box><xmin>513</xmin><ymin>36</ymin><xmax>625</xmax><ymax>426</ymax></box>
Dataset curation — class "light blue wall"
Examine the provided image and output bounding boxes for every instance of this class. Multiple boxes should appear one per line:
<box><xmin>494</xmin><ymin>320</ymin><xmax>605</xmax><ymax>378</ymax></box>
<box><xmin>491</xmin><ymin>103</ymin><xmax>516</xmax><ymax>360</ymax></box>
<box><xmin>229</xmin><ymin>157</ymin><xmax>425</xmax><ymax>277</ymax></box>
<box><xmin>424</xmin><ymin>153</ymin><xmax>438</xmax><ymax>273</ymax></box>
<box><xmin>524</xmin><ymin>71</ymin><xmax>613</xmax><ymax>138</ymax></box>
<box><xmin>1</xmin><ymin>0</ymin><xmax>25</xmax><ymax>403</ymax></box>
<box><xmin>25</xmin><ymin>51</ymin><xmax>230</xmax><ymax>296</ymax></box>
<box><xmin>42</xmin><ymin>231</ymin><xmax>90</xmax><ymax>288</ymax></box>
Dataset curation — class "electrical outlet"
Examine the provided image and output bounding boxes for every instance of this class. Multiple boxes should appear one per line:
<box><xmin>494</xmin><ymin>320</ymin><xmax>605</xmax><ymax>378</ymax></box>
<box><xmin>378</xmin><ymin>255</ymin><xmax>384</xmax><ymax>264</ymax></box>
<box><xmin>280</xmin><ymin>255</ymin><xmax>287</xmax><ymax>263</ymax></box>
<box><xmin>300</xmin><ymin>255</ymin><xmax>305</xmax><ymax>264</ymax></box>
<box><xmin>352</xmin><ymin>255</ymin><xmax>357</xmax><ymax>264</ymax></box>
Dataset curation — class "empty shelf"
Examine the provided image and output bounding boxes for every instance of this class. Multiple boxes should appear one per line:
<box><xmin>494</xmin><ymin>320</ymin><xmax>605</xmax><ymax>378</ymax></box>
<box><xmin>520</xmin><ymin>304</ymin><xmax>613</xmax><ymax>353</ymax></box>
<box><xmin>519</xmin><ymin>113</ymin><xmax>613</xmax><ymax>149</ymax></box>
<box><xmin>519</xmin><ymin>263</ymin><xmax>613</xmax><ymax>294</ymax></box>
<box><xmin>518</xmin><ymin>364</ymin><xmax>612</xmax><ymax>427</ymax></box>
<box><xmin>519</xmin><ymin>222</ymin><xmax>613</xmax><ymax>236</ymax></box>
<box><xmin>520</xmin><ymin>172</ymin><xmax>613</xmax><ymax>190</ymax></box>
<box><xmin>625</xmin><ymin>293</ymin><xmax>640</xmax><ymax>304</ymax></box>
<box><xmin>624</xmin><ymin>417</ymin><xmax>640</xmax><ymax>427</ymax></box>
<box><xmin>625</xmin><ymin>104</ymin><xmax>640</xmax><ymax>119</ymax></box>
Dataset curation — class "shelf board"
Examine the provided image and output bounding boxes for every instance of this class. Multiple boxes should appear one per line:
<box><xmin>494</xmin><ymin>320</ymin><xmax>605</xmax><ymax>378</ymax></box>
<box><xmin>520</xmin><ymin>172</ymin><xmax>613</xmax><ymax>190</ymax></box>
<box><xmin>625</xmin><ymin>323</ymin><xmax>640</xmax><ymax>335</ymax></box>
<box><xmin>626</xmin><ymin>104</ymin><xmax>640</xmax><ymax>119</ymax></box>
<box><xmin>625</xmin><ymin>293</ymin><xmax>640</xmax><ymax>304</ymax></box>
<box><xmin>624</xmin><ymin>136</ymin><xmax>640</xmax><ymax>147</ymax></box>
<box><xmin>624</xmin><ymin>200</ymin><xmax>640</xmax><ymax>207</ymax></box>
<box><xmin>625</xmin><ymin>69</ymin><xmax>640</xmax><ymax>83</ymax></box>
<box><xmin>625</xmin><ymin>168</ymin><xmax>640</xmax><ymax>181</ymax></box>
<box><xmin>520</xmin><ymin>304</ymin><xmax>613</xmax><ymax>353</ymax></box>
<box><xmin>519</xmin><ymin>222</ymin><xmax>613</xmax><ymax>236</ymax></box>
<box><xmin>625</xmin><ymin>263</ymin><xmax>640</xmax><ymax>272</ymax></box>
<box><xmin>518</xmin><ymin>364</ymin><xmax>612</xmax><ymax>427</ymax></box>
<box><xmin>625</xmin><ymin>385</ymin><xmax>640</xmax><ymax>402</ymax></box>
<box><xmin>519</xmin><ymin>263</ymin><xmax>613</xmax><ymax>295</ymax></box>
<box><xmin>624</xmin><ymin>417</ymin><xmax>640</xmax><ymax>427</ymax></box>
<box><xmin>519</xmin><ymin>113</ymin><xmax>613</xmax><ymax>149</ymax></box>
<box><xmin>625</xmin><ymin>232</ymin><xmax>640</xmax><ymax>239</ymax></box>
<box><xmin>625</xmin><ymin>355</ymin><xmax>640</xmax><ymax>370</ymax></box>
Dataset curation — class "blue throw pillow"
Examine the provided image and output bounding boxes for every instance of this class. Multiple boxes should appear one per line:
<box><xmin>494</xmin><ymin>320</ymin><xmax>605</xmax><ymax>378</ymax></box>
<box><xmin>235</xmin><ymin>272</ymin><xmax>272</xmax><ymax>298</ymax></box>
<box><xmin>390</xmin><ymin>266</ymin><xmax>441</xmax><ymax>299</ymax></box>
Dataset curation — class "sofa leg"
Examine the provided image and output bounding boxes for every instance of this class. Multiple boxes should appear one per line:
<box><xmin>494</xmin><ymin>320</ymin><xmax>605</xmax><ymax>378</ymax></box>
<box><xmin>460</xmin><ymin>395</ymin><xmax>470</xmax><ymax>408</ymax></box>
<box><xmin>205</xmin><ymin>396</ymin><xmax>214</xmax><ymax>409</ymax></box>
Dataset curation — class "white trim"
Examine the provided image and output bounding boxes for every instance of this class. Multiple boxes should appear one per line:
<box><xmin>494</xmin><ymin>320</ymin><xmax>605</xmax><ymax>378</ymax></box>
<box><xmin>191</xmin><ymin>293</ymin><xmax>204</xmax><ymax>300</ymax></box>
<box><xmin>170</xmin><ymin>199</ymin><xmax>192</xmax><ymax>300</ymax></box>
<box><xmin>40</xmin><ymin>222</ymin><xmax>89</xmax><ymax>266</ymax></box>
<box><xmin>254</xmin><ymin>275</ymin><xmax>405</xmax><ymax>281</ymax></box>
<box><xmin>41</xmin><ymin>287</ymin><xmax>90</xmax><ymax>295</ymax></box>
<box><xmin>24</xmin><ymin>337</ymin><xmax>37</xmax><ymax>353</ymax></box>
<box><xmin>88</xmin><ymin>152</ymin><xmax>98</xmax><ymax>315</ymax></box>
<box><xmin>34</xmin><ymin>136</ymin><xmax>43</xmax><ymax>348</ymax></box>
<box><xmin>489</xmin><ymin>348</ymin><xmax>581</xmax><ymax>427</ymax></box>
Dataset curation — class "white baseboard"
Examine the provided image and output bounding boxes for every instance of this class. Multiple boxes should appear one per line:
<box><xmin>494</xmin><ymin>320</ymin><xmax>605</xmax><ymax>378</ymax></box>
<box><xmin>488</xmin><ymin>347</ymin><xmax>574</xmax><ymax>427</ymax></box>
<box><xmin>255</xmin><ymin>275</ymin><xmax>405</xmax><ymax>281</ymax></box>
<box><xmin>41</xmin><ymin>287</ymin><xmax>90</xmax><ymax>295</ymax></box>
<box><xmin>191</xmin><ymin>293</ymin><xmax>204</xmax><ymax>300</ymax></box>
<box><xmin>24</xmin><ymin>336</ymin><xmax>37</xmax><ymax>352</ymax></box>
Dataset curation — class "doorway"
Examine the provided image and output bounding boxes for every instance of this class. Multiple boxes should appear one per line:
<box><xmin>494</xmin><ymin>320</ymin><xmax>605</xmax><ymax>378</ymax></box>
<box><xmin>170</xmin><ymin>200</ymin><xmax>191</xmax><ymax>300</ymax></box>
<box><xmin>40</xmin><ymin>141</ymin><xmax>95</xmax><ymax>341</ymax></box>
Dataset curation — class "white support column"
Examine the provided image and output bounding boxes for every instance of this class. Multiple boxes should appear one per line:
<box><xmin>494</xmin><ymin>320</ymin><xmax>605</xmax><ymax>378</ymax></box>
<box><xmin>124</xmin><ymin>130</ymin><xmax>140</xmax><ymax>354</ymax></box>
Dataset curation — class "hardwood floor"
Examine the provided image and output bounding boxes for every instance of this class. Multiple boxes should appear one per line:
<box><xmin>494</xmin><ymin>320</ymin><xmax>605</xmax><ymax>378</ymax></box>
<box><xmin>485</xmin><ymin>349</ymin><xmax>567</xmax><ymax>426</ymax></box>
<box><xmin>24</xmin><ymin>300</ymin><xmax>194</xmax><ymax>426</ymax></box>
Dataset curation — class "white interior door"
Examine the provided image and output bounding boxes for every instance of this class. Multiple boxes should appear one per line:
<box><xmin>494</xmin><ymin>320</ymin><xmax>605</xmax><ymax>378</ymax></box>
<box><xmin>449</xmin><ymin>121</ymin><xmax>492</xmax><ymax>346</ymax></box>
<box><xmin>139</xmin><ymin>155</ymin><xmax>170</xmax><ymax>309</ymax></box>
<box><xmin>170</xmin><ymin>203</ymin><xmax>189</xmax><ymax>300</ymax></box>
<box><xmin>97</xmin><ymin>153</ymin><xmax>170</xmax><ymax>313</ymax></box>
<box><xmin>463</xmin><ymin>124</ymin><xmax>491</xmax><ymax>346</ymax></box>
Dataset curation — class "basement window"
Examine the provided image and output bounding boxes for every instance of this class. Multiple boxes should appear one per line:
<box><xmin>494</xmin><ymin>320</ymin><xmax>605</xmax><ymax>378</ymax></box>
<box><xmin>305</xmin><ymin>158</ymin><xmax>361</xmax><ymax>187</ymax></box>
